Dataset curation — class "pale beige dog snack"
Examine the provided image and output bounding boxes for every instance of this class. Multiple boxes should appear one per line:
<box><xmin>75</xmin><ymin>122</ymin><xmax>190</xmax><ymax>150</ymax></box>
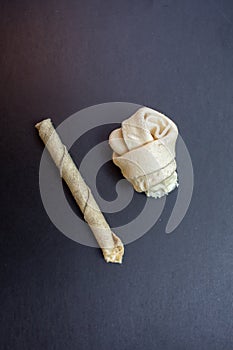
<box><xmin>109</xmin><ymin>107</ymin><xmax>179</xmax><ymax>198</ymax></box>
<box><xmin>36</xmin><ymin>119</ymin><xmax>124</xmax><ymax>264</ymax></box>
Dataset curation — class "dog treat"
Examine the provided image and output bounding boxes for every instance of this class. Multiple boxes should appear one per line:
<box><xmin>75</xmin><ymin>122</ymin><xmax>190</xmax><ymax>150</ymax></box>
<box><xmin>36</xmin><ymin>119</ymin><xmax>124</xmax><ymax>263</ymax></box>
<box><xmin>109</xmin><ymin>107</ymin><xmax>178</xmax><ymax>198</ymax></box>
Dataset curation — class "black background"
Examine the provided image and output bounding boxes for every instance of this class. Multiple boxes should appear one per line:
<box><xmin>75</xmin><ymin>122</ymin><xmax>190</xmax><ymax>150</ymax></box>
<box><xmin>1</xmin><ymin>1</ymin><xmax>233</xmax><ymax>349</ymax></box>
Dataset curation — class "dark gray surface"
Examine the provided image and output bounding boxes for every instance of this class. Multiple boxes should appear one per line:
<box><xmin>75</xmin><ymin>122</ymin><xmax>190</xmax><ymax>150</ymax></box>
<box><xmin>1</xmin><ymin>1</ymin><xmax>233</xmax><ymax>349</ymax></box>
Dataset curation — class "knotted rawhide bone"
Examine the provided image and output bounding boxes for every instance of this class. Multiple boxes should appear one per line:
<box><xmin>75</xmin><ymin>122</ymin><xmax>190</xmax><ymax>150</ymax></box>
<box><xmin>109</xmin><ymin>107</ymin><xmax>179</xmax><ymax>198</ymax></box>
<box><xmin>36</xmin><ymin>119</ymin><xmax>124</xmax><ymax>263</ymax></box>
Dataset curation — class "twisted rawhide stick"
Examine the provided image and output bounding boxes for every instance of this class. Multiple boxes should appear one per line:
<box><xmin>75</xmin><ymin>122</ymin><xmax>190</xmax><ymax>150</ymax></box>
<box><xmin>36</xmin><ymin>119</ymin><xmax>124</xmax><ymax>263</ymax></box>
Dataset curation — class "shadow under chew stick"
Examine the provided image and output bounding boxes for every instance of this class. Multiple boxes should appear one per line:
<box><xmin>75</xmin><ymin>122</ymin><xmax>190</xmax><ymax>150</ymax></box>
<box><xmin>35</xmin><ymin>118</ymin><xmax>124</xmax><ymax>263</ymax></box>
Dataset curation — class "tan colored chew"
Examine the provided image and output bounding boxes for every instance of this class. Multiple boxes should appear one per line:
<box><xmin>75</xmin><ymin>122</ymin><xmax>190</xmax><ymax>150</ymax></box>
<box><xmin>35</xmin><ymin>119</ymin><xmax>124</xmax><ymax>263</ymax></box>
<box><xmin>109</xmin><ymin>107</ymin><xmax>179</xmax><ymax>199</ymax></box>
